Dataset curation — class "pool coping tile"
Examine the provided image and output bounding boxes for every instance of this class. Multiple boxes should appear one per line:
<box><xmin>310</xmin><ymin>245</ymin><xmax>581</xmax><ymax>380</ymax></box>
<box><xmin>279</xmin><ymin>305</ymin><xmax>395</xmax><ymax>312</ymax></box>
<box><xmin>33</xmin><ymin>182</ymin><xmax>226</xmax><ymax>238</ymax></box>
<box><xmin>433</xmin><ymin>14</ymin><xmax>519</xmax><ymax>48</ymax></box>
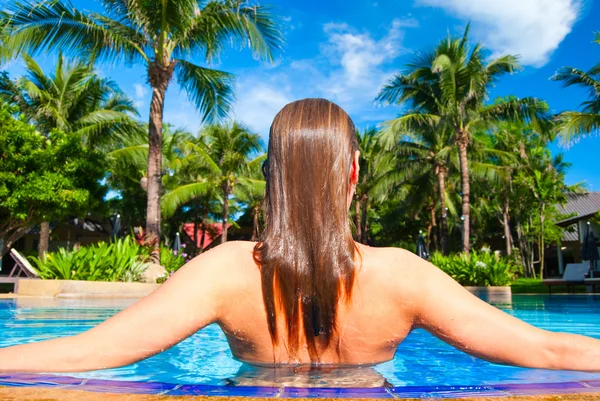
<box><xmin>2</xmin><ymin>374</ymin><xmax>600</xmax><ymax>398</ymax></box>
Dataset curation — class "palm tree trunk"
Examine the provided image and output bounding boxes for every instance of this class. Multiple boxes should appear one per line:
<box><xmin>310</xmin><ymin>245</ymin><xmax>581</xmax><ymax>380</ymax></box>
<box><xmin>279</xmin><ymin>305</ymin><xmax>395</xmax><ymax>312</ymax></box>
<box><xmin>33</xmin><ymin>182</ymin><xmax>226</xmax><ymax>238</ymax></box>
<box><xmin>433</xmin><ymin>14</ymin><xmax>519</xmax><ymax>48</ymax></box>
<box><xmin>429</xmin><ymin>206</ymin><xmax>439</xmax><ymax>252</ymax></box>
<box><xmin>222</xmin><ymin>183</ymin><xmax>230</xmax><ymax>243</ymax></box>
<box><xmin>529</xmin><ymin>216</ymin><xmax>537</xmax><ymax>279</ymax></box>
<box><xmin>516</xmin><ymin>220</ymin><xmax>533</xmax><ymax>278</ymax></box>
<box><xmin>502</xmin><ymin>195</ymin><xmax>512</xmax><ymax>256</ymax></box>
<box><xmin>436</xmin><ymin>166</ymin><xmax>448</xmax><ymax>255</ymax></box>
<box><xmin>539</xmin><ymin>205</ymin><xmax>545</xmax><ymax>279</ymax></box>
<box><xmin>146</xmin><ymin>63</ymin><xmax>174</xmax><ymax>264</ymax></box>
<box><xmin>456</xmin><ymin>136</ymin><xmax>471</xmax><ymax>253</ymax></box>
<box><xmin>252</xmin><ymin>205</ymin><xmax>260</xmax><ymax>241</ymax></box>
<box><xmin>38</xmin><ymin>221</ymin><xmax>50</xmax><ymax>260</ymax></box>
<box><xmin>360</xmin><ymin>194</ymin><xmax>368</xmax><ymax>244</ymax></box>
<box><xmin>355</xmin><ymin>194</ymin><xmax>362</xmax><ymax>241</ymax></box>
<box><xmin>193</xmin><ymin>202</ymin><xmax>200</xmax><ymax>256</ymax></box>
<box><xmin>199</xmin><ymin>203</ymin><xmax>208</xmax><ymax>255</ymax></box>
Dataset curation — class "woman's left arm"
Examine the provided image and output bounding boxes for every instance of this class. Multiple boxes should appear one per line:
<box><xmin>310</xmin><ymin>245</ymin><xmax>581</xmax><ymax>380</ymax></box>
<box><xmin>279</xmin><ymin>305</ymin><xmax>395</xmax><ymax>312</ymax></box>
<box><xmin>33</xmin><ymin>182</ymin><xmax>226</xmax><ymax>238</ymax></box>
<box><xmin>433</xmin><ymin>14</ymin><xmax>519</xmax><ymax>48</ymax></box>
<box><xmin>405</xmin><ymin>252</ymin><xmax>600</xmax><ymax>371</ymax></box>
<box><xmin>0</xmin><ymin>244</ymin><xmax>232</xmax><ymax>373</ymax></box>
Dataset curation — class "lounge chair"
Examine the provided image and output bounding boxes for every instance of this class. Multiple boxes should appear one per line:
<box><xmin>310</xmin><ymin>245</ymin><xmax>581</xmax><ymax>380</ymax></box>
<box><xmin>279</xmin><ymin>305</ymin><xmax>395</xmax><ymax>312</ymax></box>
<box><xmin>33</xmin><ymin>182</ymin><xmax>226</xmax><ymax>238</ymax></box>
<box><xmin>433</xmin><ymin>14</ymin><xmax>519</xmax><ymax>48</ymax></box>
<box><xmin>0</xmin><ymin>249</ymin><xmax>40</xmax><ymax>293</ymax></box>
<box><xmin>543</xmin><ymin>262</ymin><xmax>589</xmax><ymax>294</ymax></box>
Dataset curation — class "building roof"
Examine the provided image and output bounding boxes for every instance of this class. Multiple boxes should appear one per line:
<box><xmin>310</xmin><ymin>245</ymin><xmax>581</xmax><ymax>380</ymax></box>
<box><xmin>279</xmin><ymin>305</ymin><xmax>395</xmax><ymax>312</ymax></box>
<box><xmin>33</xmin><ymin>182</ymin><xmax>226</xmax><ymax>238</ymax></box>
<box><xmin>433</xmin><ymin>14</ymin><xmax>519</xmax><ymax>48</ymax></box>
<box><xmin>557</xmin><ymin>192</ymin><xmax>600</xmax><ymax>225</ymax></box>
<box><xmin>182</xmin><ymin>222</ymin><xmax>231</xmax><ymax>250</ymax></box>
<box><xmin>562</xmin><ymin>228</ymin><xmax>580</xmax><ymax>242</ymax></box>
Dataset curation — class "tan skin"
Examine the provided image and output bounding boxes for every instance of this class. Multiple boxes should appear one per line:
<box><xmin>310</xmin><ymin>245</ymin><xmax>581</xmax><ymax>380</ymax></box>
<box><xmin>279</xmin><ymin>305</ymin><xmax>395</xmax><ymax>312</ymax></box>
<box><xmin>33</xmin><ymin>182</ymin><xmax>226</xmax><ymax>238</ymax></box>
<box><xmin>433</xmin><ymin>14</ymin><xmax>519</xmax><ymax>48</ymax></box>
<box><xmin>2</xmin><ymin>151</ymin><xmax>600</xmax><ymax>373</ymax></box>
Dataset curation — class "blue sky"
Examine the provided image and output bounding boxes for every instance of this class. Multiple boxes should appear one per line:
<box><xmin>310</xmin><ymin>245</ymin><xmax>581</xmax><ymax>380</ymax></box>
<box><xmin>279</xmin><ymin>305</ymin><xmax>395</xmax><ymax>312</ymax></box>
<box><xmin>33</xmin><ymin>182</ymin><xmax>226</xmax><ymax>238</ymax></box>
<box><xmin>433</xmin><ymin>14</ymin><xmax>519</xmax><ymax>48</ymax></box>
<box><xmin>3</xmin><ymin>0</ymin><xmax>600</xmax><ymax>189</ymax></box>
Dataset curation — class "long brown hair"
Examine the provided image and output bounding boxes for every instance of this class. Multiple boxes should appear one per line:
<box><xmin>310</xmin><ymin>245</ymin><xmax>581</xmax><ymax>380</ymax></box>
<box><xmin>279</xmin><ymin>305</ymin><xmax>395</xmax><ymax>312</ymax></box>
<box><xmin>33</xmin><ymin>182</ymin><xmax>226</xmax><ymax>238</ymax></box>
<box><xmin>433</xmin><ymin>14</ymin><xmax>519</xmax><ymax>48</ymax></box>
<box><xmin>253</xmin><ymin>98</ymin><xmax>359</xmax><ymax>363</ymax></box>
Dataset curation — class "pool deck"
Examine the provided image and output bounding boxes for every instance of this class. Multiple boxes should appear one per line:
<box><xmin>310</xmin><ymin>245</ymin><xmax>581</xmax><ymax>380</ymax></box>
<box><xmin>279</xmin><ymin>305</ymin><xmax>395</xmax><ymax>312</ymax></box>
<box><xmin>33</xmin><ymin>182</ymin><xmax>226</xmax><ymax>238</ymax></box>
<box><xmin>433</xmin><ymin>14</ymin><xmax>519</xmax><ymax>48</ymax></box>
<box><xmin>1</xmin><ymin>387</ymin><xmax>600</xmax><ymax>400</ymax></box>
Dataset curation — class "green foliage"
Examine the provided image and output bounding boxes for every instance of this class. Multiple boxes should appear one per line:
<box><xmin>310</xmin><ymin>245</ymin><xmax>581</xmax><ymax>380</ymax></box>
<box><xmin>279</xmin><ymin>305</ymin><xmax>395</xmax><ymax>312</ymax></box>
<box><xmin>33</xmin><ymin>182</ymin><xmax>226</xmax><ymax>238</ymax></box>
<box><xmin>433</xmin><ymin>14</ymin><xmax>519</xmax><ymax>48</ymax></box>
<box><xmin>590</xmin><ymin>212</ymin><xmax>600</xmax><ymax>226</ymax></box>
<box><xmin>552</xmin><ymin>34</ymin><xmax>600</xmax><ymax>146</ymax></box>
<box><xmin>510</xmin><ymin>278</ymin><xmax>587</xmax><ymax>294</ymax></box>
<box><xmin>161</xmin><ymin>122</ymin><xmax>263</xmax><ymax>243</ymax></box>
<box><xmin>430</xmin><ymin>249</ymin><xmax>519</xmax><ymax>286</ymax></box>
<box><xmin>0</xmin><ymin>54</ymin><xmax>139</xmax><ymax>147</ymax></box>
<box><xmin>160</xmin><ymin>246</ymin><xmax>186</xmax><ymax>274</ymax></box>
<box><xmin>30</xmin><ymin>236</ymin><xmax>150</xmax><ymax>282</ymax></box>
<box><xmin>0</xmin><ymin>103</ymin><xmax>106</xmax><ymax>253</ymax></box>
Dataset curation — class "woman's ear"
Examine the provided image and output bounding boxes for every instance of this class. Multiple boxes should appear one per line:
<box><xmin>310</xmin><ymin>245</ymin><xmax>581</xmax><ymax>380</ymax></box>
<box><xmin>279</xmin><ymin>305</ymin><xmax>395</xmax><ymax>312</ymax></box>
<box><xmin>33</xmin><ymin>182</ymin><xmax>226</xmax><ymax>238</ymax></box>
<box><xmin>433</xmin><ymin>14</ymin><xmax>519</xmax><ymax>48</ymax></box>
<box><xmin>351</xmin><ymin>150</ymin><xmax>360</xmax><ymax>185</ymax></box>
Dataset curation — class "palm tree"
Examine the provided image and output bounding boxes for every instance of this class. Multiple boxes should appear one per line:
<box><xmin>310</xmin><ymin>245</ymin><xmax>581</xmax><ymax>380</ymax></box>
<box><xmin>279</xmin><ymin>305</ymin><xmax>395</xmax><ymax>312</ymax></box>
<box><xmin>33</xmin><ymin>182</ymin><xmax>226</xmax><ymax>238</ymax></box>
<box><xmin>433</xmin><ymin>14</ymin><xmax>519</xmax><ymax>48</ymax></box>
<box><xmin>1</xmin><ymin>0</ymin><xmax>283</xmax><ymax>261</ymax></box>
<box><xmin>0</xmin><ymin>54</ymin><xmax>137</xmax><ymax>146</ymax></box>
<box><xmin>514</xmin><ymin>149</ymin><xmax>571</xmax><ymax>278</ymax></box>
<box><xmin>377</xmin><ymin>25</ymin><xmax>550</xmax><ymax>253</ymax></box>
<box><xmin>235</xmin><ymin>157</ymin><xmax>266</xmax><ymax>241</ymax></box>
<box><xmin>161</xmin><ymin>122</ymin><xmax>263</xmax><ymax>243</ymax></box>
<box><xmin>487</xmin><ymin>116</ymin><xmax>548</xmax><ymax>257</ymax></box>
<box><xmin>552</xmin><ymin>33</ymin><xmax>600</xmax><ymax>145</ymax></box>
<box><xmin>0</xmin><ymin>54</ymin><xmax>138</xmax><ymax>258</ymax></box>
<box><xmin>159</xmin><ymin>132</ymin><xmax>220</xmax><ymax>255</ymax></box>
<box><xmin>394</xmin><ymin>123</ymin><xmax>454</xmax><ymax>254</ymax></box>
<box><xmin>354</xmin><ymin>128</ymin><xmax>403</xmax><ymax>244</ymax></box>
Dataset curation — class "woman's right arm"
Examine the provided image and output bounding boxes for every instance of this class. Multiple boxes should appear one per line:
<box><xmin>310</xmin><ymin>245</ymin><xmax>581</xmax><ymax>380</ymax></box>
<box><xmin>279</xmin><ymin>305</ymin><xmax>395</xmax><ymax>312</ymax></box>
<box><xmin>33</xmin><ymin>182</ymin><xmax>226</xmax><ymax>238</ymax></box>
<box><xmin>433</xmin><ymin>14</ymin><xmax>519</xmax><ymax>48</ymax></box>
<box><xmin>0</xmin><ymin>243</ymin><xmax>235</xmax><ymax>373</ymax></box>
<box><xmin>402</xmin><ymin>250</ymin><xmax>600</xmax><ymax>371</ymax></box>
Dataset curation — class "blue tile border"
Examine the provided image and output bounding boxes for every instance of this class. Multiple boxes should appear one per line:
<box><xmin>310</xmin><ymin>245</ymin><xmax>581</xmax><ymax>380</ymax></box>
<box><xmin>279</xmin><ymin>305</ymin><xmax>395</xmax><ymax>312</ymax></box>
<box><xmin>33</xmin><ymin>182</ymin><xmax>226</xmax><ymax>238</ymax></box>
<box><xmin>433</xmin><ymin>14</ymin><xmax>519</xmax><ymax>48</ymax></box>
<box><xmin>1</xmin><ymin>373</ymin><xmax>600</xmax><ymax>398</ymax></box>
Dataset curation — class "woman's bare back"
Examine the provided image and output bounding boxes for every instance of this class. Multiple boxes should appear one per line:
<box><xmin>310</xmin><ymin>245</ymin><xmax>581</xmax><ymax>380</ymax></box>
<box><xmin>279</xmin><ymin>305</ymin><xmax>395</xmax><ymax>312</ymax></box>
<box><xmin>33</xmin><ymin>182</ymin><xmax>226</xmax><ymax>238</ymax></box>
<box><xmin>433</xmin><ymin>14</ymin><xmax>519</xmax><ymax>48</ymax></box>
<box><xmin>217</xmin><ymin>241</ymin><xmax>414</xmax><ymax>366</ymax></box>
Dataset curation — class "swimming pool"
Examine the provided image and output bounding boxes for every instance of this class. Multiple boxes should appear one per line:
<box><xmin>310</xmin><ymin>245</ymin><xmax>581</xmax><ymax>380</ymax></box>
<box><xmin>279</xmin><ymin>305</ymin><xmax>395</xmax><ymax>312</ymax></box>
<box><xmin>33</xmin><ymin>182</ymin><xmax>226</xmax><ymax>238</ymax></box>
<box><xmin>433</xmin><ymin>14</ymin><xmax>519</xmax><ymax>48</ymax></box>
<box><xmin>2</xmin><ymin>295</ymin><xmax>600</xmax><ymax>398</ymax></box>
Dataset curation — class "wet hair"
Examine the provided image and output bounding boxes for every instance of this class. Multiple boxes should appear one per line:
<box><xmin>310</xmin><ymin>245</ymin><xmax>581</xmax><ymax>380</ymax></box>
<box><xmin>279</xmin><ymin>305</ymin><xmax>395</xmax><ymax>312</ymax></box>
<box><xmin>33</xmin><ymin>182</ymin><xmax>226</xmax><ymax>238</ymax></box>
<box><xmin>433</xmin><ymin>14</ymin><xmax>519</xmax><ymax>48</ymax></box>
<box><xmin>253</xmin><ymin>98</ymin><xmax>360</xmax><ymax>363</ymax></box>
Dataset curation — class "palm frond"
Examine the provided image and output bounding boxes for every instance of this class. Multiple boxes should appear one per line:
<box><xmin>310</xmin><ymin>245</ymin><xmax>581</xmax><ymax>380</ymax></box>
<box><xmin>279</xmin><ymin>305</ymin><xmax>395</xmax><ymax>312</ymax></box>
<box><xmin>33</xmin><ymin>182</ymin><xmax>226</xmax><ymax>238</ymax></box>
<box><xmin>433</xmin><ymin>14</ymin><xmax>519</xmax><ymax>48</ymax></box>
<box><xmin>484</xmin><ymin>54</ymin><xmax>521</xmax><ymax>79</ymax></box>
<box><xmin>381</xmin><ymin>113</ymin><xmax>441</xmax><ymax>147</ymax></box>
<box><xmin>478</xmin><ymin>97</ymin><xmax>552</xmax><ymax>134</ymax></box>
<box><xmin>247</xmin><ymin>153</ymin><xmax>267</xmax><ymax>170</ymax></box>
<box><xmin>469</xmin><ymin>161</ymin><xmax>508</xmax><ymax>184</ymax></box>
<box><xmin>107</xmin><ymin>143</ymin><xmax>149</xmax><ymax>169</ymax></box>
<box><xmin>174</xmin><ymin>59</ymin><xmax>234</xmax><ymax>123</ymax></box>
<box><xmin>1</xmin><ymin>1</ymin><xmax>149</xmax><ymax>64</ymax></box>
<box><xmin>553</xmin><ymin>66</ymin><xmax>600</xmax><ymax>98</ymax></box>
<box><xmin>555</xmin><ymin>111</ymin><xmax>600</xmax><ymax>147</ymax></box>
<box><xmin>182</xmin><ymin>140</ymin><xmax>222</xmax><ymax>175</ymax></box>
<box><xmin>175</xmin><ymin>0</ymin><xmax>284</xmax><ymax>63</ymax></box>
<box><xmin>162</xmin><ymin>181</ymin><xmax>214</xmax><ymax>218</ymax></box>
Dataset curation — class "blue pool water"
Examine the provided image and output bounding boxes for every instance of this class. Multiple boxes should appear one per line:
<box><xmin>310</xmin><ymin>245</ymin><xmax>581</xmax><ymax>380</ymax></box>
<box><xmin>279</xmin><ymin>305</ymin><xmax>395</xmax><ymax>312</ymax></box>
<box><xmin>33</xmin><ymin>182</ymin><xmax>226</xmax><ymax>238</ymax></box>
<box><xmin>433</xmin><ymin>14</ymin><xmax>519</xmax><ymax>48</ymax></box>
<box><xmin>2</xmin><ymin>295</ymin><xmax>600</xmax><ymax>388</ymax></box>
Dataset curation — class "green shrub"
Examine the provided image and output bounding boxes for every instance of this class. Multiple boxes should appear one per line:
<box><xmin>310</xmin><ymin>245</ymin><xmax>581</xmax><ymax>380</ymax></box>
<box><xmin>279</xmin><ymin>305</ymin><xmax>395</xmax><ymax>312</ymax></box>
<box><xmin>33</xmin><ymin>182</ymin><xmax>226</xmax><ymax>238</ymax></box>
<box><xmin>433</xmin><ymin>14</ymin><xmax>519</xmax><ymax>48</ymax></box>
<box><xmin>31</xmin><ymin>236</ymin><xmax>150</xmax><ymax>282</ymax></box>
<box><xmin>160</xmin><ymin>245</ymin><xmax>186</xmax><ymax>274</ymax></box>
<box><xmin>430</xmin><ymin>249</ymin><xmax>518</xmax><ymax>286</ymax></box>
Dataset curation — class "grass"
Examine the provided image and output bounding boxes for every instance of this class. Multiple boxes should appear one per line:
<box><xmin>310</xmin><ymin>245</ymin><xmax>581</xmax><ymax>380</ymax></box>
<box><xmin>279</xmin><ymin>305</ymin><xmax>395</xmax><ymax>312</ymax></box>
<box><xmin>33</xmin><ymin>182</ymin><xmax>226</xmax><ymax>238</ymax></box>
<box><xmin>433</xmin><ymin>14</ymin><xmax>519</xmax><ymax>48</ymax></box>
<box><xmin>511</xmin><ymin>277</ymin><xmax>587</xmax><ymax>294</ymax></box>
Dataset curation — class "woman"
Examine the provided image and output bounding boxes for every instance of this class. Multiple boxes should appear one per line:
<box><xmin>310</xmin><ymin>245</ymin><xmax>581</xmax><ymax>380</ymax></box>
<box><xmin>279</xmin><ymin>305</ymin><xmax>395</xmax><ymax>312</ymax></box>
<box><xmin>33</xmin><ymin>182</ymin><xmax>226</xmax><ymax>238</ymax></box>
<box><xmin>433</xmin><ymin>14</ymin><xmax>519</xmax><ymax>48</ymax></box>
<box><xmin>1</xmin><ymin>98</ymin><xmax>599</xmax><ymax>373</ymax></box>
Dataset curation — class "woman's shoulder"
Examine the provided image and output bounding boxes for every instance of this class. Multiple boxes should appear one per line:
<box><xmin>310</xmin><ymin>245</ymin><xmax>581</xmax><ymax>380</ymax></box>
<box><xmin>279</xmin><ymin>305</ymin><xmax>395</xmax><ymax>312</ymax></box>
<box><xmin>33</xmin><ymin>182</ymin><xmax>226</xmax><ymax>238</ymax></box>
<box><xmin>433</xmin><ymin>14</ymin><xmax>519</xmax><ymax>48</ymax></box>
<box><xmin>199</xmin><ymin>240</ymin><xmax>257</xmax><ymax>259</ymax></box>
<box><xmin>357</xmin><ymin>244</ymin><xmax>434</xmax><ymax>292</ymax></box>
<box><xmin>357</xmin><ymin>243</ymin><xmax>424</xmax><ymax>271</ymax></box>
<box><xmin>199</xmin><ymin>241</ymin><xmax>259</xmax><ymax>275</ymax></box>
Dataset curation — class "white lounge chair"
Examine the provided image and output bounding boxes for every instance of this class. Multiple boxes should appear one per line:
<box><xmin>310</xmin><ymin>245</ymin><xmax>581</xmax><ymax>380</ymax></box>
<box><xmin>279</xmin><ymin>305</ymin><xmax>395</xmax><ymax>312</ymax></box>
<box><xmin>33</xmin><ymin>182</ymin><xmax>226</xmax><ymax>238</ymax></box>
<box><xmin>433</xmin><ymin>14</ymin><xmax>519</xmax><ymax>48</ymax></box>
<box><xmin>543</xmin><ymin>262</ymin><xmax>589</xmax><ymax>294</ymax></box>
<box><xmin>9</xmin><ymin>248</ymin><xmax>40</xmax><ymax>278</ymax></box>
<box><xmin>0</xmin><ymin>249</ymin><xmax>40</xmax><ymax>293</ymax></box>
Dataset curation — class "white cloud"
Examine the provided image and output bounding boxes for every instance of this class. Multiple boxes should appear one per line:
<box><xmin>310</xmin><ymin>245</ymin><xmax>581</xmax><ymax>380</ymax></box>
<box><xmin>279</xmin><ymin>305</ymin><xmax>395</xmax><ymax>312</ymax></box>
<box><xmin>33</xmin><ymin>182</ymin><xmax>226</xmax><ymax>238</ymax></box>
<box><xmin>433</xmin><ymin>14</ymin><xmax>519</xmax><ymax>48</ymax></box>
<box><xmin>417</xmin><ymin>0</ymin><xmax>582</xmax><ymax>66</ymax></box>
<box><xmin>232</xmin><ymin>81</ymin><xmax>293</xmax><ymax>137</ymax></box>
<box><xmin>320</xmin><ymin>19</ymin><xmax>404</xmax><ymax>99</ymax></box>
<box><xmin>230</xmin><ymin>18</ymin><xmax>413</xmax><ymax>134</ymax></box>
<box><xmin>134</xmin><ymin>83</ymin><xmax>148</xmax><ymax>99</ymax></box>
<box><xmin>133</xmin><ymin>83</ymin><xmax>149</xmax><ymax>110</ymax></box>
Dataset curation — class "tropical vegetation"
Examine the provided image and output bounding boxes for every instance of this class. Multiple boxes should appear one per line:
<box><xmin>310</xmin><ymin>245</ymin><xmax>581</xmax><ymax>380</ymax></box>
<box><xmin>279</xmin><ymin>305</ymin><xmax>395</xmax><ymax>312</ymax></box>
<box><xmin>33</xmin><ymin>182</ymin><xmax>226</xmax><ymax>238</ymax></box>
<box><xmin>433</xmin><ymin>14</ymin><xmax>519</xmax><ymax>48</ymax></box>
<box><xmin>0</xmin><ymin>1</ymin><xmax>597</xmax><ymax>285</ymax></box>
<box><xmin>377</xmin><ymin>25</ymin><xmax>551</xmax><ymax>254</ymax></box>
<box><xmin>30</xmin><ymin>235</ymin><xmax>185</xmax><ymax>281</ymax></box>
<box><xmin>430</xmin><ymin>249</ymin><xmax>519</xmax><ymax>287</ymax></box>
<box><xmin>0</xmin><ymin>0</ymin><xmax>283</xmax><ymax>262</ymax></box>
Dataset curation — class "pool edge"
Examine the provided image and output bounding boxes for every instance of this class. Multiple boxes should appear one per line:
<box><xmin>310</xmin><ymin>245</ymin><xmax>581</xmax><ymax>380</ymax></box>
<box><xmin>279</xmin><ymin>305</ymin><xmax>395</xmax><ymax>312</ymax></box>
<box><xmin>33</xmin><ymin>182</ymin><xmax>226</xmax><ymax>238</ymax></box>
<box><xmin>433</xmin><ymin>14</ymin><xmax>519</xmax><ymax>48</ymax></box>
<box><xmin>2</xmin><ymin>374</ymin><xmax>600</xmax><ymax>398</ymax></box>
